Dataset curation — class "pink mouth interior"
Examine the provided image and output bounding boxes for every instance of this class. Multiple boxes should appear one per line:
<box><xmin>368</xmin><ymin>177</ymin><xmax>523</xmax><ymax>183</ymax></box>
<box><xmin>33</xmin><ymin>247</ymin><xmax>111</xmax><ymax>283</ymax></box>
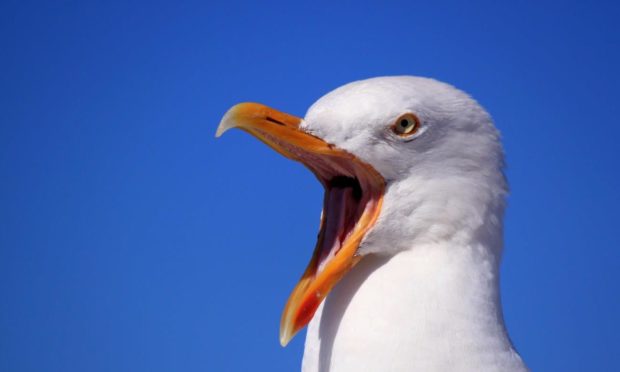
<box><xmin>257</xmin><ymin>129</ymin><xmax>378</xmax><ymax>275</ymax></box>
<box><xmin>316</xmin><ymin>177</ymin><xmax>364</xmax><ymax>273</ymax></box>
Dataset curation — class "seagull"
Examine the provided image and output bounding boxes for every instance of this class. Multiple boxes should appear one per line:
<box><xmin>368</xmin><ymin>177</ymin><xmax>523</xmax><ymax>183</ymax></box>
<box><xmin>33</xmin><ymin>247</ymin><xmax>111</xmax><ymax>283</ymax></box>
<box><xmin>216</xmin><ymin>76</ymin><xmax>528</xmax><ymax>372</ymax></box>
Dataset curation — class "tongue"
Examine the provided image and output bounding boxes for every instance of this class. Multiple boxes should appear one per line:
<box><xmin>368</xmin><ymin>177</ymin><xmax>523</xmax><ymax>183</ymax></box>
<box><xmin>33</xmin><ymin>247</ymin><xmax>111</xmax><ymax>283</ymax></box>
<box><xmin>317</xmin><ymin>186</ymin><xmax>353</xmax><ymax>273</ymax></box>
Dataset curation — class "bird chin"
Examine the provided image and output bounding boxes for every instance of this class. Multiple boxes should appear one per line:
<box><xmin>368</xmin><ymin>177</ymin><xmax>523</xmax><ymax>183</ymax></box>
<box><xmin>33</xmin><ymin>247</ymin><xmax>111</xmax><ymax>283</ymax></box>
<box><xmin>216</xmin><ymin>102</ymin><xmax>385</xmax><ymax>346</ymax></box>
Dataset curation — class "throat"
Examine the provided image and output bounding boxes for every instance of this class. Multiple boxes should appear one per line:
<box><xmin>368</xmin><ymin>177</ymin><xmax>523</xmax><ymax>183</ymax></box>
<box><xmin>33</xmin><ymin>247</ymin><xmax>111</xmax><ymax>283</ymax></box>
<box><xmin>303</xmin><ymin>242</ymin><xmax>526</xmax><ymax>372</ymax></box>
<box><xmin>316</xmin><ymin>177</ymin><xmax>363</xmax><ymax>273</ymax></box>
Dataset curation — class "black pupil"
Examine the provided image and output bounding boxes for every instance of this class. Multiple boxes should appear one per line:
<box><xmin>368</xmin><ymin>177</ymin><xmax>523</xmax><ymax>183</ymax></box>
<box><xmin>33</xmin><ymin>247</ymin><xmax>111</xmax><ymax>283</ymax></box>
<box><xmin>400</xmin><ymin>119</ymin><xmax>409</xmax><ymax>128</ymax></box>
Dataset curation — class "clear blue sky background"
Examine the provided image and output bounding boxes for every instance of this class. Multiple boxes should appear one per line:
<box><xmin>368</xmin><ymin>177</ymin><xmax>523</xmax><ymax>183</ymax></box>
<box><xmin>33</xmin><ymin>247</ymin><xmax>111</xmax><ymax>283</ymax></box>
<box><xmin>1</xmin><ymin>1</ymin><xmax>619</xmax><ymax>371</ymax></box>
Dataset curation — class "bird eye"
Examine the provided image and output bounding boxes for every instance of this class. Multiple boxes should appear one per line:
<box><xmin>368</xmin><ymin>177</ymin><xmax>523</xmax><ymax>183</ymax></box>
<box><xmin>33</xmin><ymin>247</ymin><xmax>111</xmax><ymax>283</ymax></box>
<box><xmin>392</xmin><ymin>113</ymin><xmax>420</xmax><ymax>136</ymax></box>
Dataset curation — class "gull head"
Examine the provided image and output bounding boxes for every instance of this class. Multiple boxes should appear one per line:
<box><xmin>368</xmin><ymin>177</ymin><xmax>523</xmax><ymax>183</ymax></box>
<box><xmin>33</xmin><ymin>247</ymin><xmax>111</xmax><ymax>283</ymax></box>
<box><xmin>216</xmin><ymin>76</ymin><xmax>507</xmax><ymax>346</ymax></box>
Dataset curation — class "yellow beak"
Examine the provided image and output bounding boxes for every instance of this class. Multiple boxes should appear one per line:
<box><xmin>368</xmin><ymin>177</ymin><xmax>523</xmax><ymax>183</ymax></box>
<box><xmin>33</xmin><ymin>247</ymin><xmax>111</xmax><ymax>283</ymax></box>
<box><xmin>216</xmin><ymin>102</ymin><xmax>385</xmax><ymax>346</ymax></box>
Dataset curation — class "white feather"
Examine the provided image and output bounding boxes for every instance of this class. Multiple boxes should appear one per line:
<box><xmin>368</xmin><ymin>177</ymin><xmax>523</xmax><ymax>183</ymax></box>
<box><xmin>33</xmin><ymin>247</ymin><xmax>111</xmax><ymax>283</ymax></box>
<box><xmin>299</xmin><ymin>76</ymin><xmax>527</xmax><ymax>371</ymax></box>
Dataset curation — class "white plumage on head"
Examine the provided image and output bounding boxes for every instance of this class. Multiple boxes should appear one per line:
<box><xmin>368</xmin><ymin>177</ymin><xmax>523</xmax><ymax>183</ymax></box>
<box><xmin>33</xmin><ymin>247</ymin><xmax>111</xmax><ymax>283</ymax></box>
<box><xmin>217</xmin><ymin>76</ymin><xmax>527</xmax><ymax>372</ymax></box>
<box><xmin>299</xmin><ymin>77</ymin><xmax>525</xmax><ymax>371</ymax></box>
<box><xmin>302</xmin><ymin>76</ymin><xmax>507</xmax><ymax>257</ymax></box>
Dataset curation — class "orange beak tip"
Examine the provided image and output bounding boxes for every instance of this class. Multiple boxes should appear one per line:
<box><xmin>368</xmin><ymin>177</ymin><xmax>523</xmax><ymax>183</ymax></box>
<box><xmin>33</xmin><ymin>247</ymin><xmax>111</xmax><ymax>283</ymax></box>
<box><xmin>215</xmin><ymin>107</ymin><xmax>238</xmax><ymax>138</ymax></box>
<box><xmin>279</xmin><ymin>326</ymin><xmax>294</xmax><ymax>347</ymax></box>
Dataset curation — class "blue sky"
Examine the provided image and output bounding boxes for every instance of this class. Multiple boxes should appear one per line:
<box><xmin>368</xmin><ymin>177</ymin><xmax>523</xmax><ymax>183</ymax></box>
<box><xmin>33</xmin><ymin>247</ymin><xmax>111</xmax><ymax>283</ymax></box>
<box><xmin>1</xmin><ymin>0</ymin><xmax>619</xmax><ymax>371</ymax></box>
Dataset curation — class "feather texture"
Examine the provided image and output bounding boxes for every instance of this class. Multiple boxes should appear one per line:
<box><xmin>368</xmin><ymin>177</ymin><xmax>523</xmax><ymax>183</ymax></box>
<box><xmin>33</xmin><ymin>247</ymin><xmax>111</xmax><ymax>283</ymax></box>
<box><xmin>298</xmin><ymin>77</ymin><xmax>527</xmax><ymax>372</ymax></box>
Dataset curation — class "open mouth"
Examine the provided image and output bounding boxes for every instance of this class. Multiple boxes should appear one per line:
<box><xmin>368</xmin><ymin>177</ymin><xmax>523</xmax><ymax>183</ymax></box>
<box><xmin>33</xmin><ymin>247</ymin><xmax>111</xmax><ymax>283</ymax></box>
<box><xmin>216</xmin><ymin>102</ymin><xmax>385</xmax><ymax>345</ymax></box>
<box><xmin>259</xmin><ymin>128</ymin><xmax>383</xmax><ymax>272</ymax></box>
<box><xmin>317</xmin><ymin>176</ymin><xmax>362</xmax><ymax>273</ymax></box>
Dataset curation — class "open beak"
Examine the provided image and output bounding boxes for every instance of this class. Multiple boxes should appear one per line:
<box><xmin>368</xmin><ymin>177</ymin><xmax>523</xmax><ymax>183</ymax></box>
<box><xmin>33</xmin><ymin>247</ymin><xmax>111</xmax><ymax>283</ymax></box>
<box><xmin>216</xmin><ymin>103</ymin><xmax>385</xmax><ymax>346</ymax></box>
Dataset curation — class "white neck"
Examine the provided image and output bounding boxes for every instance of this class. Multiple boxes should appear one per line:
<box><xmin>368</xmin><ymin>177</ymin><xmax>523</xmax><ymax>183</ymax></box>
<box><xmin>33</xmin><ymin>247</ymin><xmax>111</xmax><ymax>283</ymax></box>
<box><xmin>302</xmin><ymin>240</ymin><xmax>527</xmax><ymax>372</ymax></box>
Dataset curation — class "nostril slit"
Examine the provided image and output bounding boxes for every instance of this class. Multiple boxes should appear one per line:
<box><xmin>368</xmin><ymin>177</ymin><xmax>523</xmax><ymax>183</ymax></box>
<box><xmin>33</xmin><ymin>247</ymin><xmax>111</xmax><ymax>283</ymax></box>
<box><xmin>266</xmin><ymin>116</ymin><xmax>286</xmax><ymax>126</ymax></box>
